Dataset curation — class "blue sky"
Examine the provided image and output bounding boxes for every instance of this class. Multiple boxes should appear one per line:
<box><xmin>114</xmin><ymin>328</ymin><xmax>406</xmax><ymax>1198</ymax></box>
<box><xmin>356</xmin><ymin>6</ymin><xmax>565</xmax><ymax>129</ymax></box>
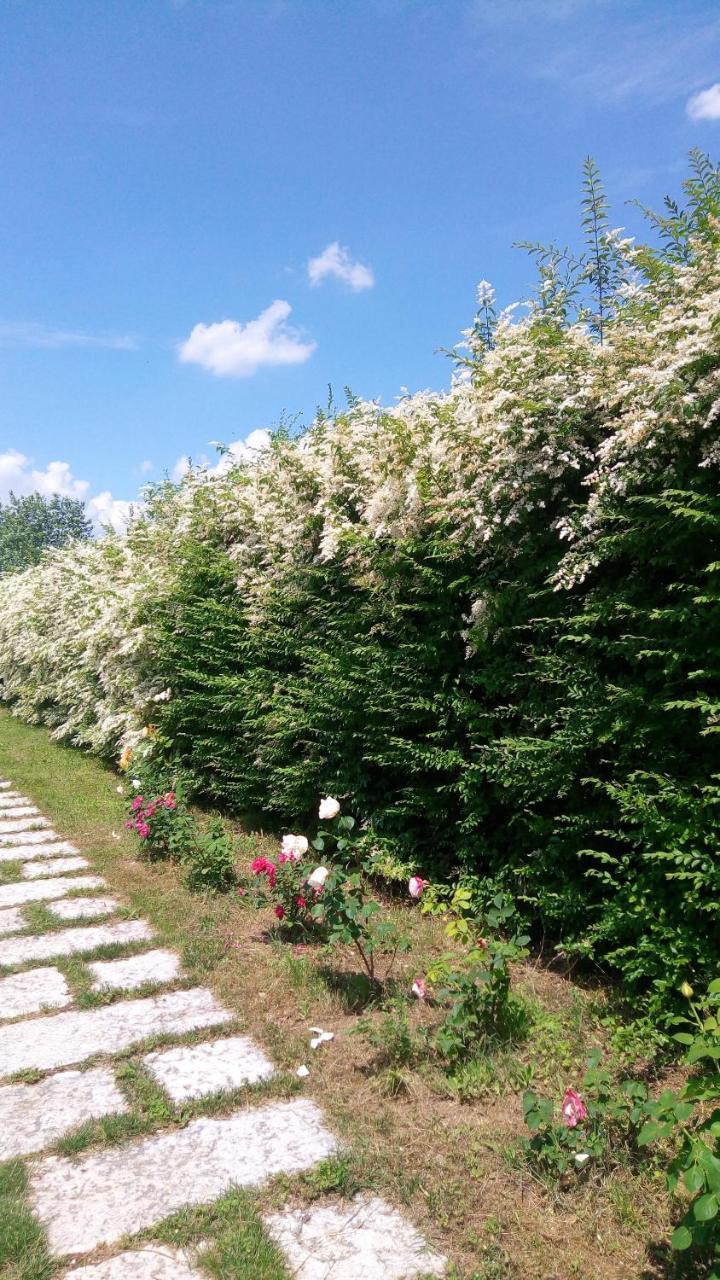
<box><xmin>1</xmin><ymin>0</ymin><xmax>720</xmax><ymax>525</ymax></box>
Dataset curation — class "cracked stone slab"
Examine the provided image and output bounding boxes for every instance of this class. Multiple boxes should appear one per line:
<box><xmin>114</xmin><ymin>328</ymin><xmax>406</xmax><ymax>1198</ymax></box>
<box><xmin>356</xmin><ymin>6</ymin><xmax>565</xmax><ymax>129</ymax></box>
<box><xmin>0</xmin><ymin>828</ymin><xmax>62</xmax><ymax>846</ymax></box>
<box><xmin>0</xmin><ymin>919</ymin><xmax>154</xmax><ymax>968</ymax></box>
<box><xmin>0</xmin><ymin>1066</ymin><xmax>128</xmax><ymax>1160</ymax></box>
<box><xmin>63</xmin><ymin>1245</ymin><xmax>206</xmax><ymax>1279</ymax></box>
<box><xmin>0</xmin><ymin>817</ymin><xmax>50</xmax><ymax>833</ymax></box>
<box><xmin>89</xmin><ymin>948</ymin><xmax>181</xmax><ymax>992</ymax></box>
<box><xmin>0</xmin><ymin>966</ymin><xmax>72</xmax><ymax>1020</ymax></box>
<box><xmin>0</xmin><ymin>907</ymin><xmax>24</xmax><ymax>935</ymax></box>
<box><xmin>32</xmin><ymin>1098</ymin><xmax>336</xmax><ymax>1256</ymax></box>
<box><xmin>264</xmin><ymin>1194</ymin><xmax>447</xmax><ymax>1280</ymax></box>
<box><xmin>143</xmin><ymin>1034</ymin><xmax>275</xmax><ymax>1102</ymax></box>
<box><xmin>23</xmin><ymin>856</ymin><xmax>91</xmax><ymax>878</ymax></box>
<box><xmin>0</xmin><ymin>875</ymin><xmax>106</xmax><ymax>909</ymax></box>
<box><xmin>0</xmin><ymin>986</ymin><xmax>232</xmax><ymax>1076</ymax></box>
<box><xmin>48</xmin><ymin>897</ymin><xmax>120</xmax><ymax>922</ymax></box>
<box><xmin>0</xmin><ymin>840</ymin><xmax>79</xmax><ymax>862</ymax></box>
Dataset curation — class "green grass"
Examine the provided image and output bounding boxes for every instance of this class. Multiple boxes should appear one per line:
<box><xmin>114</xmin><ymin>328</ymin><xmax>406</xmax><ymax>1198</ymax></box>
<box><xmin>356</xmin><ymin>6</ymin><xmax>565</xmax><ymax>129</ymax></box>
<box><xmin>0</xmin><ymin>1161</ymin><xmax>53</xmax><ymax>1280</ymax></box>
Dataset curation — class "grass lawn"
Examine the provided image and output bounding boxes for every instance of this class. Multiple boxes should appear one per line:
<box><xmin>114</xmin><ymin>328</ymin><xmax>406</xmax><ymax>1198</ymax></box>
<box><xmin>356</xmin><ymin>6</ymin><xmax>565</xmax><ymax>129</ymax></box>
<box><xmin>0</xmin><ymin>709</ymin><xmax>682</xmax><ymax>1280</ymax></box>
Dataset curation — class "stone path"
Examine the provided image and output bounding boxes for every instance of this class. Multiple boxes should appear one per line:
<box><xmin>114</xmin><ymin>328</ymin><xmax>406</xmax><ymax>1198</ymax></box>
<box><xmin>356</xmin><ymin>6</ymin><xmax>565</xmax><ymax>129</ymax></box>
<box><xmin>0</xmin><ymin>776</ymin><xmax>446</xmax><ymax>1279</ymax></box>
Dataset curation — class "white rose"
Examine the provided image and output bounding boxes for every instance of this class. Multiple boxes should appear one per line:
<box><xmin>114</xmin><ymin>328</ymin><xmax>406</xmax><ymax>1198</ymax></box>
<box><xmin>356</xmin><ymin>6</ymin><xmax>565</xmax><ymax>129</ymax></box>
<box><xmin>281</xmin><ymin>834</ymin><xmax>308</xmax><ymax>860</ymax></box>
<box><xmin>307</xmin><ymin>865</ymin><xmax>329</xmax><ymax>890</ymax></box>
<box><xmin>319</xmin><ymin>796</ymin><xmax>341</xmax><ymax>820</ymax></box>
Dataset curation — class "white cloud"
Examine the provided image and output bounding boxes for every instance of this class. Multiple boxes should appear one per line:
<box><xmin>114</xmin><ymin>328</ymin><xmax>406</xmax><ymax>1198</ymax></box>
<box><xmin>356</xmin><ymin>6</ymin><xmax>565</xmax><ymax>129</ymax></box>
<box><xmin>171</xmin><ymin>428</ymin><xmax>272</xmax><ymax>485</ymax></box>
<box><xmin>178</xmin><ymin>300</ymin><xmax>316</xmax><ymax>378</ymax></box>
<box><xmin>0</xmin><ymin>449</ymin><xmax>134</xmax><ymax>534</ymax></box>
<box><xmin>140</xmin><ymin>460</ymin><xmax>154</xmax><ymax>474</ymax></box>
<box><xmin>87</xmin><ymin>491</ymin><xmax>136</xmax><ymax>533</ymax></box>
<box><xmin>687</xmin><ymin>83</ymin><xmax>720</xmax><ymax>121</ymax></box>
<box><xmin>172</xmin><ymin>455</ymin><xmax>191</xmax><ymax>483</ymax></box>
<box><xmin>0</xmin><ymin>322</ymin><xmax>137</xmax><ymax>350</ymax></box>
<box><xmin>307</xmin><ymin>242</ymin><xmax>375</xmax><ymax>291</ymax></box>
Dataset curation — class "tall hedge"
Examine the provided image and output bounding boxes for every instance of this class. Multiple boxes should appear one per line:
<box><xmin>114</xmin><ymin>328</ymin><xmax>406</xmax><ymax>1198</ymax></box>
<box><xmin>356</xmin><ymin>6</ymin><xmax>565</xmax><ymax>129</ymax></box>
<box><xmin>1</xmin><ymin>155</ymin><xmax>719</xmax><ymax>1022</ymax></box>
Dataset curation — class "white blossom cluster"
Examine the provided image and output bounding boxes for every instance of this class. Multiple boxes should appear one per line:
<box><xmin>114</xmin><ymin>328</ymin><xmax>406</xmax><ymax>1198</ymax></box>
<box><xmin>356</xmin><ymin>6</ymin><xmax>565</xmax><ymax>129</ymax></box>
<box><xmin>0</xmin><ymin>237</ymin><xmax>717</xmax><ymax>753</ymax></box>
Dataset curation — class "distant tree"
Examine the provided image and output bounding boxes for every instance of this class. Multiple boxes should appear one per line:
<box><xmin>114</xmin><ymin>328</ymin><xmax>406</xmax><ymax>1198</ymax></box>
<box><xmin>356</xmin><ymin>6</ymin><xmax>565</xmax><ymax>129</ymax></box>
<box><xmin>0</xmin><ymin>491</ymin><xmax>93</xmax><ymax>573</ymax></box>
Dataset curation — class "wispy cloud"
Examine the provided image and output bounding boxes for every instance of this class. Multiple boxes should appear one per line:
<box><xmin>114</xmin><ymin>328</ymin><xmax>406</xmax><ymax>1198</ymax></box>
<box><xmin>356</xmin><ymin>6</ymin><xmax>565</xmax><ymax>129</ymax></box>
<box><xmin>0</xmin><ymin>322</ymin><xmax>138</xmax><ymax>351</ymax></box>
<box><xmin>308</xmin><ymin>242</ymin><xmax>375</xmax><ymax>291</ymax></box>
<box><xmin>0</xmin><ymin>448</ymin><xmax>134</xmax><ymax>532</ymax></box>
<box><xmin>687</xmin><ymin>82</ymin><xmax>720</xmax><ymax>121</ymax></box>
<box><xmin>178</xmin><ymin>300</ymin><xmax>316</xmax><ymax>377</ymax></box>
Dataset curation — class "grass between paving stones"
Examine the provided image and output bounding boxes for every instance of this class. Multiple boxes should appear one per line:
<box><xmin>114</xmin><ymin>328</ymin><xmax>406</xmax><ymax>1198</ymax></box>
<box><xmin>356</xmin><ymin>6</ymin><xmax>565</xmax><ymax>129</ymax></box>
<box><xmin>0</xmin><ymin>709</ymin><xmax>682</xmax><ymax>1280</ymax></box>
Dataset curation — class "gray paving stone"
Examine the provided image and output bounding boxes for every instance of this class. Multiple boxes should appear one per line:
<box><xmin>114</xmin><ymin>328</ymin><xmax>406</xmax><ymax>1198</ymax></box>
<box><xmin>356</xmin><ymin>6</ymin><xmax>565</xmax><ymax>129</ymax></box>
<box><xmin>0</xmin><ymin>906</ymin><xmax>24</xmax><ymax>935</ymax></box>
<box><xmin>0</xmin><ymin>804</ymin><xmax>42</xmax><ymax>817</ymax></box>
<box><xmin>89</xmin><ymin>949</ymin><xmax>181</xmax><ymax>992</ymax></box>
<box><xmin>0</xmin><ymin>1066</ymin><xmax>128</xmax><ymax>1159</ymax></box>
<box><xmin>143</xmin><ymin>1034</ymin><xmax>275</xmax><ymax>1102</ymax></box>
<box><xmin>47</xmin><ymin>897</ymin><xmax>120</xmax><ymax>922</ymax></box>
<box><xmin>0</xmin><ymin>966</ymin><xmax>72</xmax><ymax>1020</ymax></box>
<box><xmin>0</xmin><ymin>828</ymin><xmax>62</xmax><ymax>845</ymax></box>
<box><xmin>0</xmin><ymin>816</ymin><xmax>50</xmax><ymax>833</ymax></box>
<box><xmin>31</xmin><ymin>1098</ymin><xmax>336</xmax><ymax>1256</ymax></box>
<box><xmin>22</xmin><ymin>856</ymin><xmax>90</xmax><ymax>878</ymax></box>
<box><xmin>63</xmin><ymin>1245</ymin><xmax>205</xmax><ymax>1279</ymax></box>
<box><xmin>0</xmin><ymin>919</ymin><xmax>154</xmax><ymax>968</ymax></box>
<box><xmin>0</xmin><ymin>840</ymin><xmax>79</xmax><ymax>862</ymax></box>
<box><xmin>264</xmin><ymin>1194</ymin><xmax>447</xmax><ymax>1279</ymax></box>
<box><xmin>0</xmin><ymin>986</ymin><xmax>232</xmax><ymax>1076</ymax></box>
<box><xmin>0</xmin><ymin>875</ymin><xmax>106</xmax><ymax>909</ymax></box>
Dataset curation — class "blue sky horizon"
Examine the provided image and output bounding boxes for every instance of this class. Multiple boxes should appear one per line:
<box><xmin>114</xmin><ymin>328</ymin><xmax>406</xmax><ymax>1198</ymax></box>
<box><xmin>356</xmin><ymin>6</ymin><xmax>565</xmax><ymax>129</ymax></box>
<box><xmin>2</xmin><ymin>0</ymin><xmax>720</xmax><ymax>527</ymax></box>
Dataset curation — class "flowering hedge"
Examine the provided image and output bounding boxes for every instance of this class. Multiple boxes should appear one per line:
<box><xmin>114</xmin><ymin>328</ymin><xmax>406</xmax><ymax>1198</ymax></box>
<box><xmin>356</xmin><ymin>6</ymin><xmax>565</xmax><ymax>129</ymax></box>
<box><xmin>1</xmin><ymin>155</ymin><xmax>719</xmax><ymax>1025</ymax></box>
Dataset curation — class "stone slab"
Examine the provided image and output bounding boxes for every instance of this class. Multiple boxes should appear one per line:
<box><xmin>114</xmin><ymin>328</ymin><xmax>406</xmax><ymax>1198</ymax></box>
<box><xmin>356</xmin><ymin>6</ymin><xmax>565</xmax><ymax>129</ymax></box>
<box><xmin>89</xmin><ymin>949</ymin><xmax>181</xmax><ymax>992</ymax></box>
<box><xmin>47</xmin><ymin>897</ymin><xmax>120</xmax><ymax>922</ymax></box>
<box><xmin>63</xmin><ymin>1245</ymin><xmax>205</xmax><ymax>1280</ymax></box>
<box><xmin>0</xmin><ymin>817</ymin><xmax>50</xmax><ymax>833</ymax></box>
<box><xmin>0</xmin><ymin>805</ymin><xmax>42</xmax><ymax>817</ymax></box>
<box><xmin>0</xmin><ymin>986</ymin><xmax>232</xmax><ymax>1076</ymax></box>
<box><xmin>0</xmin><ymin>919</ymin><xmax>154</xmax><ymax>968</ymax></box>
<box><xmin>0</xmin><ymin>840</ymin><xmax>79</xmax><ymax>862</ymax></box>
<box><xmin>0</xmin><ymin>906</ymin><xmax>24</xmax><ymax>935</ymax></box>
<box><xmin>23</xmin><ymin>856</ymin><xmax>90</xmax><ymax>878</ymax></box>
<box><xmin>0</xmin><ymin>966</ymin><xmax>72</xmax><ymax>1020</ymax></box>
<box><xmin>0</xmin><ymin>1066</ymin><xmax>128</xmax><ymax>1159</ymax></box>
<box><xmin>143</xmin><ymin>1034</ymin><xmax>275</xmax><ymax>1102</ymax></box>
<box><xmin>264</xmin><ymin>1194</ymin><xmax>447</xmax><ymax>1279</ymax></box>
<box><xmin>31</xmin><ymin>1098</ymin><xmax>336</xmax><ymax>1256</ymax></box>
<box><xmin>0</xmin><ymin>829</ymin><xmax>62</xmax><ymax>845</ymax></box>
<box><xmin>0</xmin><ymin>875</ymin><xmax>106</xmax><ymax>909</ymax></box>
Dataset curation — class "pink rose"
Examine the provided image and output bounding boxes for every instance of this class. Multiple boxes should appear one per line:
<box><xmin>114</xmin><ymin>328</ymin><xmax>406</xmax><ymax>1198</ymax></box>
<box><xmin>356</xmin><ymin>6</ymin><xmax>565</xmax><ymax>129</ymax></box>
<box><xmin>411</xmin><ymin>978</ymin><xmax>427</xmax><ymax>1000</ymax></box>
<box><xmin>408</xmin><ymin>876</ymin><xmax>427</xmax><ymax>900</ymax></box>
<box><xmin>136</xmin><ymin>821</ymin><xmax>150</xmax><ymax>839</ymax></box>
<box><xmin>561</xmin><ymin>1088</ymin><xmax>587</xmax><ymax>1128</ymax></box>
<box><xmin>163</xmin><ymin>792</ymin><xmax>177</xmax><ymax>810</ymax></box>
<box><xmin>131</xmin><ymin>797</ymin><xmax>144</xmax><ymax>812</ymax></box>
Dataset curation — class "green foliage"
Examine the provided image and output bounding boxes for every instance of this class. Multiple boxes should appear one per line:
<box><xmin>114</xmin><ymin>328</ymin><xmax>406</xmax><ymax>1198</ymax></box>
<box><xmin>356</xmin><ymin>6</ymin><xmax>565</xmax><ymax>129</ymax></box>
<box><xmin>312</xmin><ymin>867</ymin><xmax>410</xmax><ymax>982</ymax></box>
<box><xmin>183</xmin><ymin>818</ymin><xmax>236</xmax><ymax>893</ymax></box>
<box><xmin>638</xmin><ymin>982</ymin><xmax>720</xmax><ymax>1273</ymax></box>
<box><xmin>0</xmin><ymin>490</ymin><xmax>92</xmax><ymax>574</ymax></box>
<box><xmin>522</xmin><ymin>1053</ymin><xmax>649</xmax><ymax>1177</ymax></box>
<box><xmin>427</xmin><ymin>892</ymin><xmax>530</xmax><ymax>1063</ymax></box>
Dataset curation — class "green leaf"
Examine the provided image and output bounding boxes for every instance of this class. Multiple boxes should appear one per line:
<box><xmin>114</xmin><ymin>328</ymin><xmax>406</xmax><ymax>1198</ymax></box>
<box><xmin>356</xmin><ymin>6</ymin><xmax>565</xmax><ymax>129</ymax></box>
<box><xmin>693</xmin><ymin>1193</ymin><xmax>718</xmax><ymax>1222</ymax></box>
<box><xmin>671</xmin><ymin>1225</ymin><xmax>693</xmax><ymax>1251</ymax></box>
<box><xmin>684</xmin><ymin>1166</ymin><xmax>705</xmax><ymax>1195</ymax></box>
